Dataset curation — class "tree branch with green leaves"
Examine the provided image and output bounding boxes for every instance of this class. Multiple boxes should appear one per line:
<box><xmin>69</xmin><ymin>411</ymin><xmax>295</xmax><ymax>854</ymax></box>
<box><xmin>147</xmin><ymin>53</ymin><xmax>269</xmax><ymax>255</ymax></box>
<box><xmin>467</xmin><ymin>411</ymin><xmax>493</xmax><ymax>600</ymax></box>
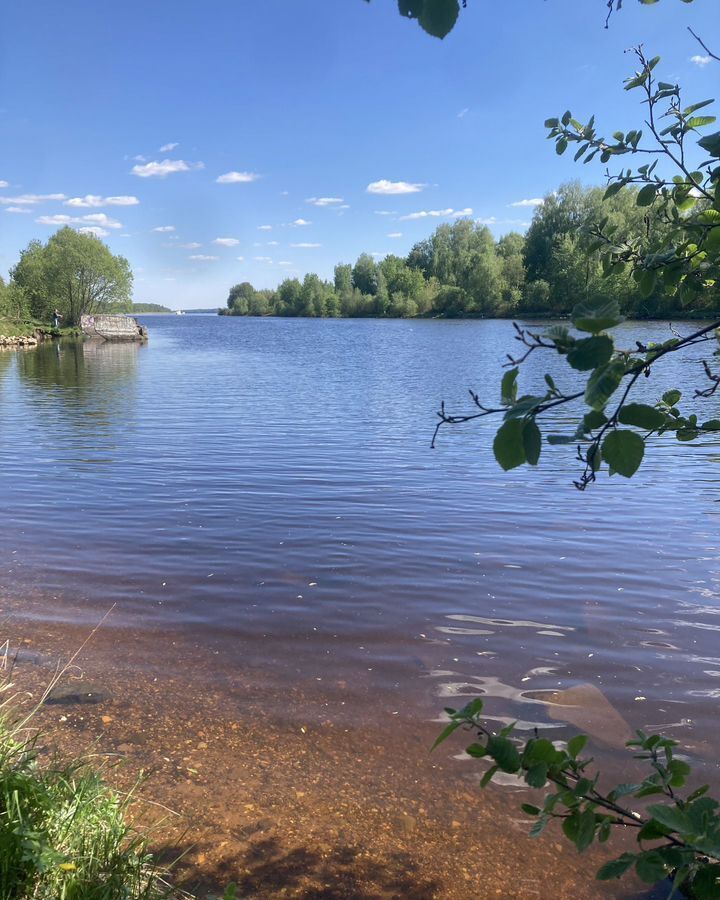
<box><xmin>433</xmin><ymin>46</ymin><xmax>720</xmax><ymax>489</ymax></box>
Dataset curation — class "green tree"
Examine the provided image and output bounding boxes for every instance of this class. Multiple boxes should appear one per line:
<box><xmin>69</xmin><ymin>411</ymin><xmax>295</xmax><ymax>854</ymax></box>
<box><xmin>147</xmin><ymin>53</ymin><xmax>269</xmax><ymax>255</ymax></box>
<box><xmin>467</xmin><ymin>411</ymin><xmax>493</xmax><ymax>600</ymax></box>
<box><xmin>11</xmin><ymin>228</ymin><xmax>132</xmax><ymax>326</ymax></box>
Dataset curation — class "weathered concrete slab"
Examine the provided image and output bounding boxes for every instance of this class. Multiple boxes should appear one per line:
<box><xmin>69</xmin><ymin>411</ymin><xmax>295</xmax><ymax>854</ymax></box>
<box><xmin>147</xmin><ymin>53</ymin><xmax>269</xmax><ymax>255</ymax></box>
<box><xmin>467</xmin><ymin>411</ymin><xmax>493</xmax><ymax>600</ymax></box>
<box><xmin>80</xmin><ymin>314</ymin><xmax>148</xmax><ymax>342</ymax></box>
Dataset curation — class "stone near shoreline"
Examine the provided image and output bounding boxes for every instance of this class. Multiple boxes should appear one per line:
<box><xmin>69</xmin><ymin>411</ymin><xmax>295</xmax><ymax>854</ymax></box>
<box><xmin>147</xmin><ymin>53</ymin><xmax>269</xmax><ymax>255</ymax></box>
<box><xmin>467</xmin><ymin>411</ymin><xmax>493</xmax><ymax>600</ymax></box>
<box><xmin>0</xmin><ymin>334</ymin><xmax>39</xmax><ymax>349</ymax></box>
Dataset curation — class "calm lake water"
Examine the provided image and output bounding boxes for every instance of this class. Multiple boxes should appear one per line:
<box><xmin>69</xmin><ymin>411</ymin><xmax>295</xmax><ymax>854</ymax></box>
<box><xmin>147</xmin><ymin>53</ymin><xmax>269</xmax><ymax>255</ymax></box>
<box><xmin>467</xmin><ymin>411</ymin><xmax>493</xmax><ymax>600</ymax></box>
<box><xmin>1</xmin><ymin>315</ymin><xmax>719</xmax><ymax>894</ymax></box>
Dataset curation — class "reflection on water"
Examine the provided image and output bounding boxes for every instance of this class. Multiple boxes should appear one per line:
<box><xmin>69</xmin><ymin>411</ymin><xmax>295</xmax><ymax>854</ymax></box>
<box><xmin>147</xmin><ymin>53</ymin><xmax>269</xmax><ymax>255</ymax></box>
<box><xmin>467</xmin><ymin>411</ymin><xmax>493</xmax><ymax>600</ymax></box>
<box><xmin>1</xmin><ymin>316</ymin><xmax>719</xmax><ymax>789</ymax></box>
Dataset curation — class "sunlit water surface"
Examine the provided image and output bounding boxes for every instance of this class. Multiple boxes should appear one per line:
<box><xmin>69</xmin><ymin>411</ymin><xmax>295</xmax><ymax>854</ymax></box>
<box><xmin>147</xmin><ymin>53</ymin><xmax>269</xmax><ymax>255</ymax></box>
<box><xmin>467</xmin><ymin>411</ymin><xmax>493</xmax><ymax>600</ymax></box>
<box><xmin>0</xmin><ymin>316</ymin><xmax>719</xmax><ymax>893</ymax></box>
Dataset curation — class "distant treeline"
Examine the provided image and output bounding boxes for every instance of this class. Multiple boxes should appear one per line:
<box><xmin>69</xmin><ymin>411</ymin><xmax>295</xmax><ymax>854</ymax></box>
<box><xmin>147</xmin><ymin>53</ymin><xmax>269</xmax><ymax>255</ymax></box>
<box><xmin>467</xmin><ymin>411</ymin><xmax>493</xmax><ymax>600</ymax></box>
<box><xmin>130</xmin><ymin>302</ymin><xmax>172</xmax><ymax>314</ymax></box>
<box><xmin>220</xmin><ymin>181</ymin><xmax>720</xmax><ymax>320</ymax></box>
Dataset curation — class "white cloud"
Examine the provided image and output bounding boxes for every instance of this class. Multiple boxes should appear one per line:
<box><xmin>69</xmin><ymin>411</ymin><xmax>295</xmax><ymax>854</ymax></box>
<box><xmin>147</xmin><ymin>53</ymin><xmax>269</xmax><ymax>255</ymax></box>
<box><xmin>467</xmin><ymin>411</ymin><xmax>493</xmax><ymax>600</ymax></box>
<box><xmin>78</xmin><ymin>226</ymin><xmax>109</xmax><ymax>238</ymax></box>
<box><xmin>399</xmin><ymin>207</ymin><xmax>472</xmax><ymax>221</ymax></box>
<box><xmin>267</xmin><ymin>240</ymin><xmax>279</xmax><ymax>246</ymax></box>
<box><xmin>5</xmin><ymin>206</ymin><xmax>31</xmax><ymax>214</ymax></box>
<box><xmin>0</xmin><ymin>193</ymin><xmax>66</xmax><ymax>206</ymax></box>
<box><xmin>291</xmin><ymin>218</ymin><xmax>311</xmax><ymax>226</ymax></box>
<box><xmin>189</xmin><ymin>254</ymin><xmax>219</xmax><ymax>261</ymax></box>
<box><xmin>131</xmin><ymin>159</ymin><xmax>203</xmax><ymax>178</ymax></box>
<box><xmin>290</xmin><ymin>242</ymin><xmax>321</xmax><ymax>248</ymax></box>
<box><xmin>457</xmin><ymin>107</ymin><xmax>469</xmax><ymax>119</ymax></box>
<box><xmin>509</xmin><ymin>198</ymin><xmax>544</xmax><ymax>208</ymax></box>
<box><xmin>216</xmin><ymin>170</ymin><xmax>260</xmax><ymax>184</ymax></box>
<box><xmin>213</xmin><ymin>237</ymin><xmax>240</xmax><ymax>246</ymax></box>
<box><xmin>691</xmin><ymin>55</ymin><xmax>712</xmax><ymax>67</ymax></box>
<box><xmin>366</xmin><ymin>179</ymin><xmax>424</xmax><ymax>195</ymax></box>
<box><xmin>476</xmin><ymin>217</ymin><xmax>497</xmax><ymax>225</ymax></box>
<box><xmin>153</xmin><ymin>225</ymin><xmax>175</xmax><ymax>233</ymax></box>
<box><xmin>236</xmin><ymin>256</ymin><xmax>245</xmax><ymax>261</ymax></box>
<box><xmin>65</xmin><ymin>195</ymin><xmax>140</xmax><ymax>208</ymax></box>
<box><xmin>258</xmin><ymin>224</ymin><xmax>273</xmax><ymax>231</ymax></box>
<box><xmin>305</xmin><ymin>196</ymin><xmax>344</xmax><ymax>206</ymax></box>
<box><xmin>36</xmin><ymin>212</ymin><xmax>122</xmax><ymax>229</ymax></box>
<box><xmin>254</xmin><ymin>256</ymin><xmax>273</xmax><ymax>262</ymax></box>
<box><xmin>374</xmin><ymin>210</ymin><xmax>396</xmax><ymax>216</ymax></box>
<box><xmin>0</xmin><ymin>180</ymin><xmax>8</xmax><ymax>188</ymax></box>
<box><xmin>278</xmin><ymin>261</ymin><xmax>292</xmax><ymax>266</ymax></box>
<box><xmin>387</xmin><ymin>232</ymin><xmax>403</xmax><ymax>238</ymax></box>
<box><xmin>159</xmin><ymin>142</ymin><xmax>179</xmax><ymax>152</ymax></box>
<box><xmin>179</xmin><ymin>242</ymin><xmax>202</xmax><ymax>249</ymax></box>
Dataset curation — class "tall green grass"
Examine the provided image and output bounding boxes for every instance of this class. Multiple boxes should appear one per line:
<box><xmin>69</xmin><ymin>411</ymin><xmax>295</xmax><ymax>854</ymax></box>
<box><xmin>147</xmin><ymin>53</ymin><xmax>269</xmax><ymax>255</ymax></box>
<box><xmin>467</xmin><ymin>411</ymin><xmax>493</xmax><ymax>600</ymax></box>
<box><xmin>0</xmin><ymin>701</ymin><xmax>169</xmax><ymax>899</ymax></box>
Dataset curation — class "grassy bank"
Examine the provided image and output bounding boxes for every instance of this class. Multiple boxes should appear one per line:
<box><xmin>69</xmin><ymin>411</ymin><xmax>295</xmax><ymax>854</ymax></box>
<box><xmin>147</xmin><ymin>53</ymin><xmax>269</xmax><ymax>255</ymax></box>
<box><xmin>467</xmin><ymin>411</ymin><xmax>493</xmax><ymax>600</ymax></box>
<box><xmin>0</xmin><ymin>698</ymin><xmax>172</xmax><ymax>899</ymax></box>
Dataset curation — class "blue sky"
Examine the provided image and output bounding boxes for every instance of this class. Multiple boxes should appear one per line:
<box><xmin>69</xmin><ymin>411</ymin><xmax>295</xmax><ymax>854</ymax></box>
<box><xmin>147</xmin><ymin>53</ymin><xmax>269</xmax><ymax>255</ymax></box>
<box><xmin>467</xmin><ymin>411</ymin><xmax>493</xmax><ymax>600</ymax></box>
<box><xmin>1</xmin><ymin>0</ymin><xmax>718</xmax><ymax>309</ymax></box>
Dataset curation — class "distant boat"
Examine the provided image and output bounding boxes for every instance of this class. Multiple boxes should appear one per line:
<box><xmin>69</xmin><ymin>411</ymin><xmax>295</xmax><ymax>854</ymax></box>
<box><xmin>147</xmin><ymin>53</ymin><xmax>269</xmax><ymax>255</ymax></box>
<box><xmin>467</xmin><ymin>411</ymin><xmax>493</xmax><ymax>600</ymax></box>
<box><xmin>175</xmin><ymin>310</ymin><xmax>186</xmax><ymax>316</ymax></box>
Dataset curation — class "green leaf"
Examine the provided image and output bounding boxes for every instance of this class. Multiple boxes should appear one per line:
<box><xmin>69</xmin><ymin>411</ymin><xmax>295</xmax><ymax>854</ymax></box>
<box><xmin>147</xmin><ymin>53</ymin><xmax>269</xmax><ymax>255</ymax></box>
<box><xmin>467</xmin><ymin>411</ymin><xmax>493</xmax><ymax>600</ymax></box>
<box><xmin>431</xmin><ymin>719</ymin><xmax>462</xmax><ymax>750</ymax></box>
<box><xmin>601</xmin><ymin>430</ymin><xmax>645</xmax><ymax>478</ymax></box>
<box><xmin>493</xmin><ymin>419</ymin><xmax>527</xmax><ymax>471</ymax></box>
<box><xmin>637</xmin><ymin>183</ymin><xmax>659</xmax><ymax>206</ymax></box>
<box><xmin>466</xmin><ymin>742</ymin><xmax>488</xmax><ymax>758</ymax></box>
<box><xmin>567</xmin><ymin>735</ymin><xmax>588</xmax><ymax>758</ymax></box>
<box><xmin>480</xmin><ymin>764</ymin><xmax>499</xmax><ymax>787</ymax></box>
<box><xmin>525</xmin><ymin>763</ymin><xmax>548</xmax><ymax>788</ymax></box>
<box><xmin>547</xmin><ymin>434</ymin><xmax>575</xmax><ymax>445</ymax></box>
<box><xmin>639</xmin><ymin>269</ymin><xmax>656</xmax><ymax>298</ymax></box>
<box><xmin>617</xmin><ymin>403</ymin><xmax>666</xmax><ymax>430</ymax></box>
<box><xmin>562</xmin><ymin>808</ymin><xmax>596</xmax><ymax>852</ymax></box>
<box><xmin>418</xmin><ymin>0</ymin><xmax>459</xmax><ymax>38</ymax></box>
<box><xmin>699</xmin><ymin>130</ymin><xmax>720</xmax><ymax>158</ymax></box>
<box><xmin>662</xmin><ymin>389</ymin><xmax>681</xmax><ymax>407</ymax></box>
<box><xmin>583</xmin><ymin>410</ymin><xmax>608</xmax><ymax>432</ymax></box>
<box><xmin>572</xmin><ymin>297</ymin><xmax>624</xmax><ymax>334</ymax></box>
<box><xmin>398</xmin><ymin>0</ymin><xmax>425</xmax><ymax>17</ymax></box>
<box><xmin>703</xmin><ymin>419</ymin><xmax>720</xmax><ymax>431</ymax></box>
<box><xmin>585</xmin><ymin>360</ymin><xmax>625</xmax><ymax>410</ymax></box>
<box><xmin>486</xmin><ymin>735</ymin><xmax>521</xmax><ymax>773</ymax></box>
<box><xmin>596</xmin><ymin>853</ymin><xmax>637</xmax><ymax>881</ymax></box>
<box><xmin>567</xmin><ymin>335</ymin><xmax>614</xmax><ymax>371</ymax></box>
<box><xmin>522</xmin><ymin>420</ymin><xmax>542</xmax><ymax>466</ymax></box>
<box><xmin>645</xmin><ymin>804</ymin><xmax>689</xmax><ymax>833</ymax></box>
<box><xmin>635</xmin><ymin>850</ymin><xmax>670</xmax><ymax>884</ymax></box>
<box><xmin>690</xmin><ymin>864</ymin><xmax>720</xmax><ymax>900</ymax></box>
<box><xmin>521</xmin><ymin>803</ymin><xmax>540</xmax><ymax>816</ymax></box>
<box><xmin>501</xmin><ymin>367</ymin><xmax>519</xmax><ymax>405</ymax></box>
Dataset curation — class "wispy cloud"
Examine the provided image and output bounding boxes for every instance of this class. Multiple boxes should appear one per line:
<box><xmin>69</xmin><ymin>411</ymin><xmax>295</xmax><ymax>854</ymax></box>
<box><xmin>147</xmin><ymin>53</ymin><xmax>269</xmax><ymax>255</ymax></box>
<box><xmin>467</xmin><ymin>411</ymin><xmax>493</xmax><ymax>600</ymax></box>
<box><xmin>0</xmin><ymin>180</ymin><xmax>8</xmax><ymax>188</ymax></box>
<box><xmin>387</xmin><ymin>232</ymin><xmax>403</xmax><ymax>238</ymax></box>
<box><xmin>216</xmin><ymin>171</ymin><xmax>260</xmax><ymax>184</ymax></box>
<box><xmin>5</xmin><ymin>206</ymin><xmax>31</xmax><ymax>214</ymax></box>
<box><xmin>212</xmin><ymin>237</ymin><xmax>240</xmax><ymax>247</ymax></box>
<box><xmin>78</xmin><ymin>226</ymin><xmax>109</xmax><ymax>238</ymax></box>
<box><xmin>290</xmin><ymin>242</ymin><xmax>321</xmax><ymax>248</ymax></box>
<box><xmin>152</xmin><ymin>225</ymin><xmax>175</xmax><ymax>233</ymax></box>
<box><xmin>254</xmin><ymin>256</ymin><xmax>273</xmax><ymax>262</ymax></box>
<box><xmin>179</xmin><ymin>242</ymin><xmax>201</xmax><ymax>249</ymax></box>
<box><xmin>690</xmin><ymin>55</ymin><xmax>712</xmax><ymax>67</ymax></box>
<box><xmin>236</xmin><ymin>256</ymin><xmax>245</xmax><ymax>261</ymax></box>
<box><xmin>374</xmin><ymin>210</ymin><xmax>396</xmax><ymax>216</ymax></box>
<box><xmin>399</xmin><ymin>207</ymin><xmax>472</xmax><ymax>221</ymax></box>
<box><xmin>258</xmin><ymin>224</ymin><xmax>272</xmax><ymax>231</ymax></box>
<box><xmin>189</xmin><ymin>254</ymin><xmax>218</xmax><ymax>261</ymax></box>
<box><xmin>291</xmin><ymin>218</ymin><xmax>311</xmax><ymax>226</ymax></box>
<box><xmin>131</xmin><ymin>159</ymin><xmax>204</xmax><ymax>178</ymax></box>
<box><xmin>278</xmin><ymin>261</ymin><xmax>292</xmax><ymax>266</ymax></box>
<box><xmin>457</xmin><ymin>107</ymin><xmax>469</xmax><ymax>119</ymax></box>
<box><xmin>509</xmin><ymin>198</ymin><xmax>544</xmax><ymax>208</ymax></box>
<box><xmin>366</xmin><ymin>179</ymin><xmax>424</xmax><ymax>195</ymax></box>
<box><xmin>65</xmin><ymin>195</ymin><xmax>140</xmax><ymax>208</ymax></box>
<box><xmin>267</xmin><ymin>240</ymin><xmax>279</xmax><ymax>246</ymax></box>
<box><xmin>36</xmin><ymin>212</ymin><xmax>123</xmax><ymax>228</ymax></box>
<box><xmin>159</xmin><ymin>142</ymin><xmax>179</xmax><ymax>152</ymax></box>
<box><xmin>306</xmin><ymin>197</ymin><xmax>344</xmax><ymax>206</ymax></box>
<box><xmin>0</xmin><ymin>193</ymin><xmax>66</xmax><ymax>206</ymax></box>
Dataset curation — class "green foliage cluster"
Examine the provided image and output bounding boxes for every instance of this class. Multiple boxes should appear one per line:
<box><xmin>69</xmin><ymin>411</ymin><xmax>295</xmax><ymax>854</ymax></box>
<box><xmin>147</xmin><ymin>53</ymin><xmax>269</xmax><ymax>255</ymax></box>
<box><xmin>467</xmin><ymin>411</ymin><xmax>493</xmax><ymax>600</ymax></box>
<box><xmin>0</xmin><ymin>716</ymin><xmax>164</xmax><ymax>899</ymax></box>
<box><xmin>435</xmin><ymin>699</ymin><xmax>720</xmax><ymax>897</ymax></box>
<box><xmin>223</xmin><ymin>181</ymin><xmax>717</xmax><ymax>320</ymax></box>
<box><xmin>129</xmin><ymin>303</ymin><xmax>173</xmax><ymax>314</ymax></box>
<box><xmin>8</xmin><ymin>228</ymin><xmax>132</xmax><ymax>327</ymax></box>
<box><xmin>435</xmin><ymin>46</ymin><xmax>720</xmax><ymax>490</ymax></box>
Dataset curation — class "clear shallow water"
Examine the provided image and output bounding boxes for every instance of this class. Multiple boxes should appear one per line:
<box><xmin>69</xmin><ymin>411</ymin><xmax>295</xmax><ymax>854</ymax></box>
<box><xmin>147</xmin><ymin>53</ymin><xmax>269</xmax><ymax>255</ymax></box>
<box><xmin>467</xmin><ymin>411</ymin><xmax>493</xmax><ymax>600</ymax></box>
<box><xmin>1</xmin><ymin>315</ymin><xmax>720</xmax><ymax>773</ymax></box>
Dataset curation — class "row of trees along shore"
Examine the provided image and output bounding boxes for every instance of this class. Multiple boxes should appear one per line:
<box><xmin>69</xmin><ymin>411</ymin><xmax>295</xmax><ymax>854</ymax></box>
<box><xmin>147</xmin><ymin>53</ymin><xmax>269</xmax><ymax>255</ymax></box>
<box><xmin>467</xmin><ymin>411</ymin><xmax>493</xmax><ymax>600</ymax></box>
<box><xmin>222</xmin><ymin>181</ymin><xmax>720</xmax><ymax>320</ymax></box>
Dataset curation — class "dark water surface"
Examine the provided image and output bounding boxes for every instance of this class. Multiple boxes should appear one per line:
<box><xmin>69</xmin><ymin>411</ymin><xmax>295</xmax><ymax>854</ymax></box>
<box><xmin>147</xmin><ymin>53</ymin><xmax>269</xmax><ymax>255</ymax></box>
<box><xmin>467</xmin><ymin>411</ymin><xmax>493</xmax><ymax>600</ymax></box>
<box><xmin>1</xmin><ymin>316</ymin><xmax>719</xmax><ymax>894</ymax></box>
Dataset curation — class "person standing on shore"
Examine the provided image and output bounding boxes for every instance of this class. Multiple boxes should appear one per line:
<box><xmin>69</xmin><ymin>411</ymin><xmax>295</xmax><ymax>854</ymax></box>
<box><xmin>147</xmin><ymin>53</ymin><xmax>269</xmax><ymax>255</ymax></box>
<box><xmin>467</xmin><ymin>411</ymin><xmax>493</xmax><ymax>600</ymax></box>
<box><xmin>52</xmin><ymin>308</ymin><xmax>63</xmax><ymax>329</ymax></box>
